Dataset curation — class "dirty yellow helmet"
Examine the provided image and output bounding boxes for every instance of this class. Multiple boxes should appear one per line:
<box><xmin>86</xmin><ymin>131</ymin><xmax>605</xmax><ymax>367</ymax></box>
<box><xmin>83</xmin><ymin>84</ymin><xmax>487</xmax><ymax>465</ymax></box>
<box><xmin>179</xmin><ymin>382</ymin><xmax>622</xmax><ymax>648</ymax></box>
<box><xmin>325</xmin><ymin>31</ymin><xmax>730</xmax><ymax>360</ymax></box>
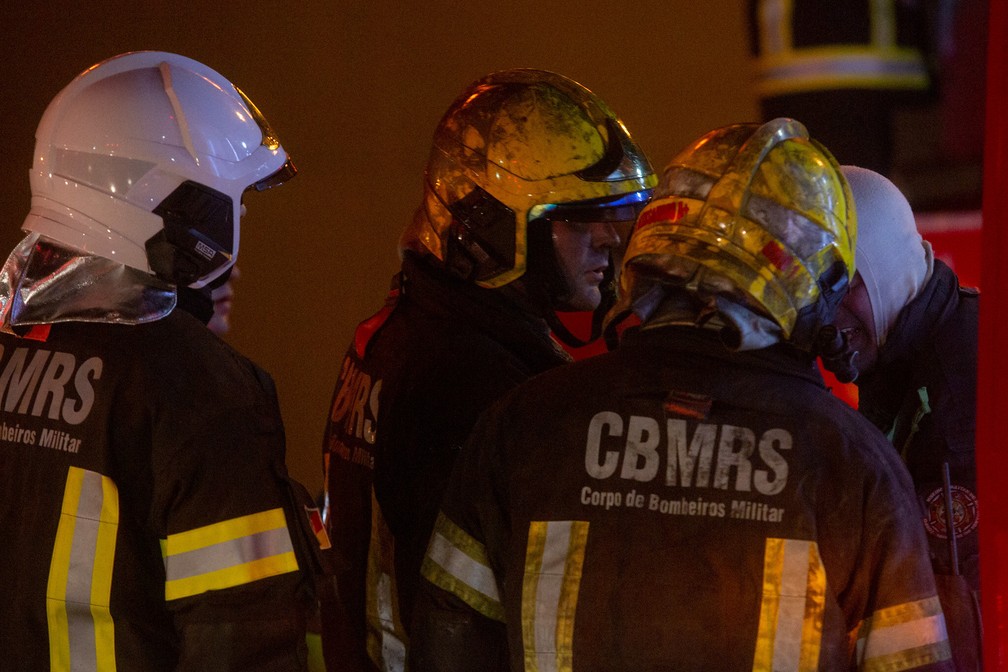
<box><xmin>403</xmin><ymin>69</ymin><xmax>656</xmax><ymax>289</ymax></box>
<box><xmin>612</xmin><ymin>118</ymin><xmax>855</xmax><ymax>349</ymax></box>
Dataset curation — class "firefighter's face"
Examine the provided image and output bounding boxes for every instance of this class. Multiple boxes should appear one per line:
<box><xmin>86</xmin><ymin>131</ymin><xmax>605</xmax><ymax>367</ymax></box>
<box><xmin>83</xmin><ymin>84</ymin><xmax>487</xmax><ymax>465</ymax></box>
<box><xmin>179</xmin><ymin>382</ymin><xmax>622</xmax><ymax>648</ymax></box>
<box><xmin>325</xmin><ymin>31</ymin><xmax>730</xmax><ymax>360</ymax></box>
<box><xmin>832</xmin><ymin>271</ymin><xmax>879</xmax><ymax>376</ymax></box>
<box><xmin>551</xmin><ymin>219</ymin><xmax>623</xmax><ymax>311</ymax></box>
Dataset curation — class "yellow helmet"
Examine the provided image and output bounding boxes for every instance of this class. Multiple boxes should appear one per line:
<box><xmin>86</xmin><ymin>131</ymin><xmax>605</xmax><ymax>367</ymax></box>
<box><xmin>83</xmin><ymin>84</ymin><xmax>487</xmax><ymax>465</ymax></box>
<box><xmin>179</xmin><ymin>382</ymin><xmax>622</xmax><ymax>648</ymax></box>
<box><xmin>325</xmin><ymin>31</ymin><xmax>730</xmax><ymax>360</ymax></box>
<box><xmin>613</xmin><ymin>118</ymin><xmax>855</xmax><ymax>349</ymax></box>
<box><xmin>403</xmin><ymin>68</ymin><xmax>656</xmax><ymax>289</ymax></box>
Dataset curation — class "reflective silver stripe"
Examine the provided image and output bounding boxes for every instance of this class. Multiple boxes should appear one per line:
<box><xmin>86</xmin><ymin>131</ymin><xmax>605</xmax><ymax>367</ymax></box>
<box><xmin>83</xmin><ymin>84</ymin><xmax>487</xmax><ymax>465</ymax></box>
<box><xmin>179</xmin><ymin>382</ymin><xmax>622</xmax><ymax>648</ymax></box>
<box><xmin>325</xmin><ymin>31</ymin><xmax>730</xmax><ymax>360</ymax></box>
<box><xmin>375</xmin><ymin>573</ymin><xmax>406</xmax><ymax>672</ymax></box>
<box><xmin>753</xmin><ymin>538</ymin><xmax>825</xmax><ymax>670</ymax></box>
<box><xmin>861</xmin><ymin>614</ymin><xmax>949</xmax><ymax>657</ymax></box>
<box><xmin>422</xmin><ymin>514</ymin><xmax>504</xmax><ymax>620</ymax></box>
<box><xmin>163</xmin><ymin>526</ymin><xmax>293</xmax><ymax>582</ymax></box>
<box><xmin>532</xmin><ymin>522</ymin><xmax>573</xmax><ymax>672</ymax></box>
<box><xmin>856</xmin><ymin>596</ymin><xmax>952</xmax><ymax>667</ymax></box>
<box><xmin>66</xmin><ymin>470</ymin><xmax>102</xmax><ymax>671</ymax></box>
<box><xmin>47</xmin><ymin>467</ymin><xmax>119</xmax><ymax>672</ymax></box>
<box><xmin>163</xmin><ymin>508</ymin><xmax>299</xmax><ymax>600</ymax></box>
<box><xmin>522</xmin><ymin>521</ymin><xmax>588</xmax><ymax>672</ymax></box>
<box><xmin>755</xmin><ymin>51</ymin><xmax>929</xmax><ymax>98</ymax></box>
<box><xmin>366</xmin><ymin>492</ymin><xmax>407</xmax><ymax>671</ymax></box>
<box><xmin>426</xmin><ymin>531</ymin><xmax>500</xmax><ymax>602</ymax></box>
<box><xmin>759</xmin><ymin>52</ymin><xmax>928</xmax><ymax>80</ymax></box>
<box><xmin>773</xmin><ymin>539</ymin><xmax>813</xmax><ymax>670</ymax></box>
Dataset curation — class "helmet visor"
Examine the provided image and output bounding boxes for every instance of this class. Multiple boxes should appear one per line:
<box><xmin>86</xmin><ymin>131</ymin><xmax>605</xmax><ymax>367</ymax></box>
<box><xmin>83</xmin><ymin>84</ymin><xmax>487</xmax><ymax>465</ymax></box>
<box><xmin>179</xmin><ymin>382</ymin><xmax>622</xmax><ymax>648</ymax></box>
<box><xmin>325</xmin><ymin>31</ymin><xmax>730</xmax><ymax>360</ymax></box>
<box><xmin>249</xmin><ymin>156</ymin><xmax>298</xmax><ymax>192</ymax></box>
<box><xmin>529</xmin><ymin>189</ymin><xmax>652</xmax><ymax>224</ymax></box>
<box><xmin>531</xmin><ymin>190</ymin><xmax>652</xmax><ymax>276</ymax></box>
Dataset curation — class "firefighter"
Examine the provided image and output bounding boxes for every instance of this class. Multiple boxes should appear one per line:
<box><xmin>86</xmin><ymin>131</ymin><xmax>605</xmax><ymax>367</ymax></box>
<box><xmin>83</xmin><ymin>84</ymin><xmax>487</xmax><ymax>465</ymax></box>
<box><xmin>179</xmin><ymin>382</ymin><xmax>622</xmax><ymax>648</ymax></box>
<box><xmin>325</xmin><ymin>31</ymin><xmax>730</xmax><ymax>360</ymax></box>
<box><xmin>0</xmin><ymin>52</ymin><xmax>322</xmax><ymax>670</ymax></box>
<box><xmin>410</xmin><ymin>119</ymin><xmax>953</xmax><ymax>671</ymax></box>
<box><xmin>318</xmin><ymin>69</ymin><xmax>656</xmax><ymax>671</ymax></box>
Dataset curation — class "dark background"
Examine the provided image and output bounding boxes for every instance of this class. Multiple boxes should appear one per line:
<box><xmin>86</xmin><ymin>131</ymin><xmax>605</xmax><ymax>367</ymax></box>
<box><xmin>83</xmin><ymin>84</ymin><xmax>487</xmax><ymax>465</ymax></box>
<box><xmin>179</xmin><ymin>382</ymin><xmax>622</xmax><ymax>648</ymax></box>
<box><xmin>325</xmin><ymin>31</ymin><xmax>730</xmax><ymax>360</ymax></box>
<box><xmin>0</xmin><ymin>2</ymin><xmax>981</xmax><ymax>493</ymax></box>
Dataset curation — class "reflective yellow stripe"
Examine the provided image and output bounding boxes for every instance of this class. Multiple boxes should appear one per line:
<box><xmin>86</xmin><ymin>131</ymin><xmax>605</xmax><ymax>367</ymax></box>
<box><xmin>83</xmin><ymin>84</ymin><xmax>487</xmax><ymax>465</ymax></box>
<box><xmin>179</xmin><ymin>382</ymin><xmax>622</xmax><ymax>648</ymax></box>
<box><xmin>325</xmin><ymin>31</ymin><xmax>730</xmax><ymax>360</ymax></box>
<box><xmin>421</xmin><ymin>513</ymin><xmax>504</xmax><ymax>621</ymax></box>
<box><xmin>164</xmin><ymin>507</ymin><xmax>288</xmax><ymax>554</ymax></box>
<box><xmin>755</xmin><ymin>47</ymin><xmax>929</xmax><ymax>96</ymax></box>
<box><xmin>870</xmin><ymin>0</ymin><xmax>895</xmax><ymax>48</ymax></box>
<box><xmin>365</xmin><ymin>489</ymin><xmax>406</xmax><ymax>672</ymax></box>
<box><xmin>92</xmin><ymin>476</ymin><xmax>120</xmax><ymax>668</ymax></box>
<box><xmin>46</xmin><ymin>467</ymin><xmax>119</xmax><ymax>672</ymax></box>
<box><xmin>162</xmin><ymin>507</ymin><xmax>298</xmax><ymax>601</ymax></box>
<box><xmin>165</xmin><ymin>553</ymin><xmax>298</xmax><ymax>601</ymax></box>
<box><xmin>522</xmin><ymin>521</ymin><xmax>589</xmax><ymax>672</ymax></box>
<box><xmin>755</xmin><ymin>0</ymin><xmax>927</xmax><ymax>96</ymax></box>
<box><xmin>753</xmin><ymin>538</ymin><xmax>825</xmax><ymax>671</ymax></box>
<box><xmin>366</xmin><ymin>573</ymin><xmax>407</xmax><ymax>672</ymax></box>
<box><xmin>856</xmin><ymin>596</ymin><xmax>952</xmax><ymax>670</ymax></box>
<box><xmin>757</xmin><ymin>0</ymin><xmax>793</xmax><ymax>55</ymax></box>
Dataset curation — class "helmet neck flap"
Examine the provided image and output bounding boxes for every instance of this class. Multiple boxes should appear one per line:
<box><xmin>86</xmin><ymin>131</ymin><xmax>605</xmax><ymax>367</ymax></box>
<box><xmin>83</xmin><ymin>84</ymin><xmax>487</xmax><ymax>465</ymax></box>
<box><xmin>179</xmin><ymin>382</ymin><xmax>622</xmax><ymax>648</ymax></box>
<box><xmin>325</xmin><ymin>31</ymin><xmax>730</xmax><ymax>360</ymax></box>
<box><xmin>607</xmin><ymin>118</ymin><xmax>856</xmax><ymax>353</ymax></box>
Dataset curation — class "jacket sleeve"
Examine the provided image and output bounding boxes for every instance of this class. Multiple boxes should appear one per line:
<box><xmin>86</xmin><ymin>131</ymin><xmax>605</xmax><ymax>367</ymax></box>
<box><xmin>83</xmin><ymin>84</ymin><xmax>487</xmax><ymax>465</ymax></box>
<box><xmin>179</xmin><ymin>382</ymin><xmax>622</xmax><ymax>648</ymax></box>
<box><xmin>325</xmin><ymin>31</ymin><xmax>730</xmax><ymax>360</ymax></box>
<box><xmin>409</xmin><ymin>407</ymin><xmax>512</xmax><ymax>672</ymax></box>
<box><xmin>155</xmin><ymin>395</ymin><xmax>312</xmax><ymax>670</ymax></box>
<box><xmin>824</xmin><ymin>423</ymin><xmax>956</xmax><ymax>672</ymax></box>
<box><xmin>319</xmin><ymin>367</ymin><xmax>376</xmax><ymax>672</ymax></box>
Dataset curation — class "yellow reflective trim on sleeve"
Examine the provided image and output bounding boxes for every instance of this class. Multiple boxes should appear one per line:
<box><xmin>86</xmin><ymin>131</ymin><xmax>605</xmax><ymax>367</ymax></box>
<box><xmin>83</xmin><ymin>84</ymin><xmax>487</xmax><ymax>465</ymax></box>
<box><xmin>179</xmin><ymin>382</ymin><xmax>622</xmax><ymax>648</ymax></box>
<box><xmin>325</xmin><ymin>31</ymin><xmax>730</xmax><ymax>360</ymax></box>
<box><xmin>557</xmin><ymin>522</ymin><xmax>587</xmax><ymax>672</ymax></box>
<box><xmin>164</xmin><ymin>552</ymin><xmax>299</xmax><ymax>601</ymax></box>
<box><xmin>752</xmin><ymin>538</ymin><xmax>826</xmax><ymax>672</ymax></box>
<box><xmin>46</xmin><ymin>468</ymin><xmax>81</xmax><ymax>672</ymax></box>
<box><xmin>46</xmin><ymin>467</ymin><xmax>120</xmax><ymax>672</ymax></box>
<box><xmin>162</xmin><ymin>507</ymin><xmax>299</xmax><ymax>601</ymax></box>
<box><xmin>522</xmin><ymin>521</ymin><xmax>589</xmax><ymax>672</ymax></box>
<box><xmin>861</xmin><ymin>642</ymin><xmax>954</xmax><ymax>672</ymax></box>
<box><xmin>864</xmin><ymin>595</ymin><xmax>943</xmax><ymax>629</ymax></box>
<box><xmin>420</xmin><ymin>513</ymin><xmax>504</xmax><ymax>622</ymax></box>
<box><xmin>522</xmin><ymin>523</ymin><xmax>547</xmax><ymax>672</ymax></box>
<box><xmin>856</xmin><ymin>596</ymin><xmax>952</xmax><ymax>670</ymax></box>
<box><xmin>365</xmin><ymin>489</ymin><xmax>407</xmax><ymax>672</ymax></box>
<box><xmin>753</xmin><ymin>538</ymin><xmax>784</xmax><ymax>669</ymax></box>
<box><xmin>92</xmin><ymin>475</ymin><xmax>120</xmax><ymax>670</ymax></box>
<box><xmin>163</xmin><ymin>507</ymin><xmax>289</xmax><ymax>555</ymax></box>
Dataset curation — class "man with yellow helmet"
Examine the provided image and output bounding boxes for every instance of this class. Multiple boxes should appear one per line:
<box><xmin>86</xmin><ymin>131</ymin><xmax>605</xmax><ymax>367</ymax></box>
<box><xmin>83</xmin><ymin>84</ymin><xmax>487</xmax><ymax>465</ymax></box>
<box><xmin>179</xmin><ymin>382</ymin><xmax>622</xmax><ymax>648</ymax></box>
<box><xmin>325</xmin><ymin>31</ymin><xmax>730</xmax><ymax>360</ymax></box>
<box><xmin>319</xmin><ymin>69</ymin><xmax>656</xmax><ymax>671</ymax></box>
<box><xmin>410</xmin><ymin>118</ymin><xmax>952</xmax><ymax>671</ymax></box>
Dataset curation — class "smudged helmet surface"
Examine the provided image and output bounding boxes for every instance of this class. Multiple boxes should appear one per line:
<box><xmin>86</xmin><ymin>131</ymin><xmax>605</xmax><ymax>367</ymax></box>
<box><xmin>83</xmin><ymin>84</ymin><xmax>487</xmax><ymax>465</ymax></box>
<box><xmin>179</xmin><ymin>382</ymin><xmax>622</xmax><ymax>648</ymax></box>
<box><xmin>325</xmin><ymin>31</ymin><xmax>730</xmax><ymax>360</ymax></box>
<box><xmin>403</xmin><ymin>68</ymin><xmax>657</xmax><ymax>289</ymax></box>
<box><xmin>614</xmin><ymin>117</ymin><xmax>856</xmax><ymax>349</ymax></box>
<box><xmin>22</xmin><ymin>50</ymin><xmax>296</xmax><ymax>289</ymax></box>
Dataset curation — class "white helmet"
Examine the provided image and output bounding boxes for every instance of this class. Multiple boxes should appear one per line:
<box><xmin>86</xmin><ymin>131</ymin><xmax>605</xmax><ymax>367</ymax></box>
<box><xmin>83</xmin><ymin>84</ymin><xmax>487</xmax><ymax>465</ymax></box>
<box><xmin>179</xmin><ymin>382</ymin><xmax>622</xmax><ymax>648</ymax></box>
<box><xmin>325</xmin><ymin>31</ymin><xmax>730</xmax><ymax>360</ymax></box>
<box><xmin>22</xmin><ymin>51</ymin><xmax>296</xmax><ymax>288</ymax></box>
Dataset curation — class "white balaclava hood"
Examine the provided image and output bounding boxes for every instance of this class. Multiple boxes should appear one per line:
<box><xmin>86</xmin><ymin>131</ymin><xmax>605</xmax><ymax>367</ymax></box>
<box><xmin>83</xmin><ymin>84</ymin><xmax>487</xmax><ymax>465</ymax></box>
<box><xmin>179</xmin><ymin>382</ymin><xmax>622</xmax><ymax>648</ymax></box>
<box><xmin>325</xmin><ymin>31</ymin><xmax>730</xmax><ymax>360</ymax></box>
<box><xmin>841</xmin><ymin>165</ymin><xmax>934</xmax><ymax>347</ymax></box>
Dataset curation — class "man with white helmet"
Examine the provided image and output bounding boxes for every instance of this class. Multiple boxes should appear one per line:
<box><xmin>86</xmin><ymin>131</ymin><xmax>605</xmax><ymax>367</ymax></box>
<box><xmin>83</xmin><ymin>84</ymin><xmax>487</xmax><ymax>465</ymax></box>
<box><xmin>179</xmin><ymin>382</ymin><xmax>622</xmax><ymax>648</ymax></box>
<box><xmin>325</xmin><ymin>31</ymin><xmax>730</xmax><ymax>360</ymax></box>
<box><xmin>319</xmin><ymin>69</ymin><xmax>656</xmax><ymax>671</ymax></box>
<box><xmin>0</xmin><ymin>52</ymin><xmax>320</xmax><ymax>670</ymax></box>
<box><xmin>410</xmin><ymin>119</ymin><xmax>953</xmax><ymax>670</ymax></box>
<box><xmin>827</xmin><ymin>166</ymin><xmax>981</xmax><ymax>671</ymax></box>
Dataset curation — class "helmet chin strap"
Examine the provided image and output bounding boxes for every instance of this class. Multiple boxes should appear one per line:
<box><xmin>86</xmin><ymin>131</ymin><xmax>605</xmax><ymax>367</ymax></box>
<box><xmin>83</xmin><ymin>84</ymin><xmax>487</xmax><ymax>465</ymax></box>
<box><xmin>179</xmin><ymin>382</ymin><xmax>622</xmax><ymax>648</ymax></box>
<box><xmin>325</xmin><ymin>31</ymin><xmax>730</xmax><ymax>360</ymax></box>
<box><xmin>816</xmin><ymin>325</ymin><xmax>860</xmax><ymax>383</ymax></box>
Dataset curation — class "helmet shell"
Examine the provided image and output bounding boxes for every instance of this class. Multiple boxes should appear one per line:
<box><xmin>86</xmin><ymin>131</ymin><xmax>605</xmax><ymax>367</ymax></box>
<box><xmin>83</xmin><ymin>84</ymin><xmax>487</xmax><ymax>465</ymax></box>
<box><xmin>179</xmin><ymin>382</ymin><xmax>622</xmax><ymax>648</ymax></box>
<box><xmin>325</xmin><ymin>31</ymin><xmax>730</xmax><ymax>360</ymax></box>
<box><xmin>404</xmin><ymin>69</ymin><xmax>656</xmax><ymax>288</ymax></box>
<box><xmin>22</xmin><ymin>51</ymin><xmax>294</xmax><ymax>288</ymax></box>
<box><xmin>616</xmin><ymin>118</ymin><xmax>855</xmax><ymax>345</ymax></box>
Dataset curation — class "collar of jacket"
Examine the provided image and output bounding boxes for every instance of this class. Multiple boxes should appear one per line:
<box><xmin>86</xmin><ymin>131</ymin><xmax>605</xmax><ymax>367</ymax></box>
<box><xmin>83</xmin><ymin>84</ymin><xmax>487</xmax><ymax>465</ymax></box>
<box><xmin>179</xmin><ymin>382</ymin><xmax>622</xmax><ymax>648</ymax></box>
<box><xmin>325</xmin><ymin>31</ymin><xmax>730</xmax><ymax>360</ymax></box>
<box><xmin>856</xmin><ymin>260</ymin><xmax>962</xmax><ymax>429</ymax></box>
<box><xmin>621</xmin><ymin>323</ymin><xmax>824</xmax><ymax>387</ymax></box>
<box><xmin>400</xmin><ymin>252</ymin><xmax>572</xmax><ymax>367</ymax></box>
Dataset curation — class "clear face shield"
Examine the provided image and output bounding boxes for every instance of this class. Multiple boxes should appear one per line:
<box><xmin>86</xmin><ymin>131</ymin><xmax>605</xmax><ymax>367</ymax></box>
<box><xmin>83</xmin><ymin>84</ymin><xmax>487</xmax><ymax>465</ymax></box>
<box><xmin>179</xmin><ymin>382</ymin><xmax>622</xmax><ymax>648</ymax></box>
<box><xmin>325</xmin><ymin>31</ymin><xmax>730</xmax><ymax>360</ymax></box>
<box><xmin>529</xmin><ymin>188</ymin><xmax>652</xmax><ymax>280</ymax></box>
<box><xmin>524</xmin><ymin>189</ymin><xmax>652</xmax><ymax>347</ymax></box>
